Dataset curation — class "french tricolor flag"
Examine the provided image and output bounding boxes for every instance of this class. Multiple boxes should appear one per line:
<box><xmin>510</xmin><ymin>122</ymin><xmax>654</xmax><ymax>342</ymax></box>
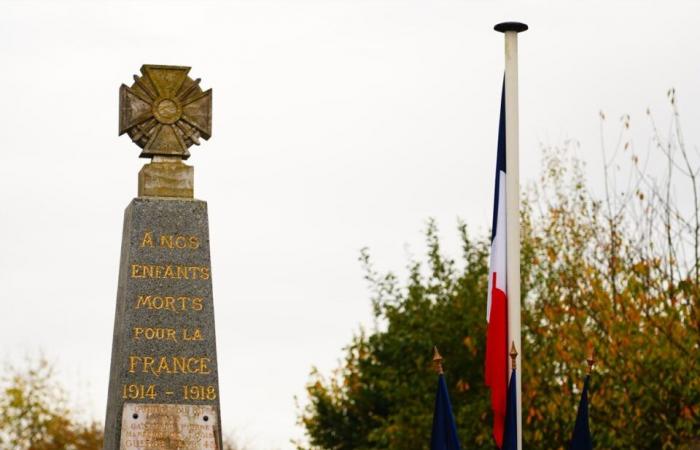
<box><xmin>485</xmin><ymin>84</ymin><xmax>508</xmax><ymax>448</ymax></box>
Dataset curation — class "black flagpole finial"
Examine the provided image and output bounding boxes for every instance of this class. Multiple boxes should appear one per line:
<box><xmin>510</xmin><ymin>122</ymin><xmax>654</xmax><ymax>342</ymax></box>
<box><xmin>494</xmin><ymin>22</ymin><xmax>529</xmax><ymax>33</ymax></box>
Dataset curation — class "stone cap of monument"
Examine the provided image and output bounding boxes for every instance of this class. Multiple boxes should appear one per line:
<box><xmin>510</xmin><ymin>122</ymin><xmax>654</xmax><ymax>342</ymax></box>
<box><xmin>119</xmin><ymin>64</ymin><xmax>213</xmax><ymax>199</ymax></box>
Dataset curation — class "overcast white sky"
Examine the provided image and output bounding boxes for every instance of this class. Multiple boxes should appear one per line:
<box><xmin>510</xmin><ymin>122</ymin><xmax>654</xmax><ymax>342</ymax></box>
<box><xmin>1</xmin><ymin>0</ymin><xmax>699</xmax><ymax>448</ymax></box>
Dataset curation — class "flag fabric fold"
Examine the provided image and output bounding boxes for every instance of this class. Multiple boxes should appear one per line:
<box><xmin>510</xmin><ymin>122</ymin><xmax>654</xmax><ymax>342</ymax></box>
<box><xmin>569</xmin><ymin>375</ymin><xmax>592</xmax><ymax>450</ymax></box>
<box><xmin>502</xmin><ymin>368</ymin><xmax>518</xmax><ymax>450</ymax></box>
<box><xmin>485</xmin><ymin>82</ymin><xmax>508</xmax><ymax>448</ymax></box>
<box><xmin>430</xmin><ymin>374</ymin><xmax>461</xmax><ymax>450</ymax></box>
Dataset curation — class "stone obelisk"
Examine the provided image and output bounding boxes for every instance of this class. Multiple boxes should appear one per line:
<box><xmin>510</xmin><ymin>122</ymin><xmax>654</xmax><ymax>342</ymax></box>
<box><xmin>104</xmin><ymin>65</ymin><xmax>222</xmax><ymax>450</ymax></box>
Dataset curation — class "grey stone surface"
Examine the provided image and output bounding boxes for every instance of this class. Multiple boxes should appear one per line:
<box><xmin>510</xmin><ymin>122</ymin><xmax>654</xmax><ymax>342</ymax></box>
<box><xmin>104</xmin><ymin>197</ymin><xmax>222</xmax><ymax>450</ymax></box>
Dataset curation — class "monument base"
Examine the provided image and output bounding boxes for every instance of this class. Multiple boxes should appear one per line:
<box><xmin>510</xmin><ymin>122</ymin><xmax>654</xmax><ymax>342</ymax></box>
<box><xmin>104</xmin><ymin>197</ymin><xmax>221</xmax><ymax>450</ymax></box>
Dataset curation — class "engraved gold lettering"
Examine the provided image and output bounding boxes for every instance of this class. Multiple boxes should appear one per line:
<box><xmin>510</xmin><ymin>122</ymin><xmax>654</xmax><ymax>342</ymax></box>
<box><xmin>145</xmin><ymin>384</ymin><xmax>156</xmax><ymax>399</ymax></box>
<box><xmin>128</xmin><ymin>356</ymin><xmax>212</xmax><ymax>376</ymax></box>
<box><xmin>182</xmin><ymin>385</ymin><xmax>217</xmax><ymax>400</ymax></box>
<box><xmin>156</xmin><ymin>357</ymin><xmax>172</xmax><ymax>375</ymax></box>
<box><xmin>129</xmin><ymin>264</ymin><xmax>210</xmax><ymax>280</ymax></box>
<box><xmin>175</xmin><ymin>236</ymin><xmax>187</xmax><ymax>248</ymax></box>
<box><xmin>186</xmin><ymin>357</ymin><xmax>199</xmax><ymax>373</ymax></box>
<box><xmin>157</xmin><ymin>234</ymin><xmax>200</xmax><ymax>249</ymax></box>
<box><xmin>183</xmin><ymin>328</ymin><xmax>203</xmax><ymax>341</ymax></box>
<box><xmin>135</xmin><ymin>295</ymin><xmax>152</xmax><ymax>309</ymax></box>
<box><xmin>141</xmin><ymin>231</ymin><xmax>154</xmax><ymax>248</ymax></box>
<box><xmin>143</xmin><ymin>356</ymin><xmax>155</xmax><ymax>375</ymax></box>
<box><xmin>129</xmin><ymin>356</ymin><xmax>142</xmax><ymax>373</ymax></box>
<box><xmin>160</xmin><ymin>235</ymin><xmax>174</xmax><ymax>249</ymax></box>
<box><xmin>132</xmin><ymin>327</ymin><xmax>178</xmax><ymax>342</ymax></box>
<box><xmin>134</xmin><ymin>295</ymin><xmax>204</xmax><ymax>313</ymax></box>
<box><xmin>172</xmin><ymin>356</ymin><xmax>186</xmax><ymax>373</ymax></box>
<box><xmin>200</xmin><ymin>357</ymin><xmax>211</xmax><ymax>374</ymax></box>
<box><xmin>122</xmin><ymin>384</ymin><xmax>157</xmax><ymax>400</ymax></box>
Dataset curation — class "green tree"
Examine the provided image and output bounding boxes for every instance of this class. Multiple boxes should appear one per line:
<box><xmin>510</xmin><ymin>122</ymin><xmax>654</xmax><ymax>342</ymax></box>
<box><xmin>298</xmin><ymin>221</ymin><xmax>494</xmax><ymax>449</ymax></box>
<box><xmin>299</xmin><ymin>94</ymin><xmax>700</xmax><ymax>449</ymax></box>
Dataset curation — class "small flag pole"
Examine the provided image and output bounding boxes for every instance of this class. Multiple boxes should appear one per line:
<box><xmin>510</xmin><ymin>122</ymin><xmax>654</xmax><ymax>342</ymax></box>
<box><xmin>430</xmin><ymin>347</ymin><xmax>462</xmax><ymax>450</ymax></box>
<box><xmin>495</xmin><ymin>20</ymin><xmax>528</xmax><ymax>450</ymax></box>
<box><xmin>503</xmin><ymin>342</ymin><xmax>519</xmax><ymax>449</ymax></box>
<box><xmin>569</xmin><ymin>346</ymin><xmax>595</xmax><ymax>450</ymax></box>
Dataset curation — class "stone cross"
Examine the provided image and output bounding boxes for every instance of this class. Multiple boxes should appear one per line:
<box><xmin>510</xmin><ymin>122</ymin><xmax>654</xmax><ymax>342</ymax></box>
<box><xmin>119</xmin><ymin>65</ymin><xmax>212</xmax><ymax>198</ymax></box>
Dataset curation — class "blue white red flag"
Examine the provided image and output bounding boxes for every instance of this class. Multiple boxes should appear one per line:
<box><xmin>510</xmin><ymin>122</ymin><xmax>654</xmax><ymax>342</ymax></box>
<box><xmin>485</xmin><ymin>83</ymin><xmax>508</xmax><ymax>448</ymax></box>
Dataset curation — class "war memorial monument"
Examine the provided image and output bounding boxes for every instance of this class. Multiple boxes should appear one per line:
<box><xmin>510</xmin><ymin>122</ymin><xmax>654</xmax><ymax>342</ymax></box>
<box><xmin>103</xmin><ymin>64</ymin><xmax>221</xmax><ymax>450</ymax></box>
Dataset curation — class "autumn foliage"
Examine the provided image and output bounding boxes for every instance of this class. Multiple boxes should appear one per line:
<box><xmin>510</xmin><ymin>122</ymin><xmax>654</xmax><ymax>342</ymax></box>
<box><xmin>0</xmin><ymin>358</ymin><xmax>102</xmax><ymax>450</ymax></box>
<box><xmin>299</xmin><ymin>95</ymin><xmax>700</xmax><ymax>449</ymax></box>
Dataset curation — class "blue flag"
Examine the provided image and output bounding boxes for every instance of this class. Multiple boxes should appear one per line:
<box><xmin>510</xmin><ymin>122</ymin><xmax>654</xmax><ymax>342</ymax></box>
<box><xmin>430</xmin><ymin>374</ymin><xmax>461</xmax><ymax>450</ymax></box>
<box><xmin>502</xmin><ymin>368</ymin><xmax>517</xmax><ymax>450</ymax></box>
<box><xmin>569</xmin><ymin>375</ymin><xmax>592</xmax><ymax>450</ymax></box>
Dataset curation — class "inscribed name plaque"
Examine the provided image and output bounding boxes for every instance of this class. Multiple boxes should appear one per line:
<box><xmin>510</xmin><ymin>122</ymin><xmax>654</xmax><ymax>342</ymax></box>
<box><xmin>104</xmin><ymin>65</ymin><xmax>222</xmax><ymax>450</ymax></box>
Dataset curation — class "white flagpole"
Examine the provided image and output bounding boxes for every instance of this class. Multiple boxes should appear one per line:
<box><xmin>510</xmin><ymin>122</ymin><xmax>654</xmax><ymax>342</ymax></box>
<box><xmin>495</xmin><ymin>21</ymin><xmax>527</xmax><ymax>450</ymax></box>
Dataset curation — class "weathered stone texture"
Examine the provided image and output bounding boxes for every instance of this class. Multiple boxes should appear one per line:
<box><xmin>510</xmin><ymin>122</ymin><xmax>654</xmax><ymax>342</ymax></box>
<box><xmin>104</xmin><ymin>197</ymin><xmax>221</xmax><ymax>450</ymax></box>
<box><xmin>138</xmin><ymin>161</ymin><xmax>194</xmax><ymax>198</ymax></box>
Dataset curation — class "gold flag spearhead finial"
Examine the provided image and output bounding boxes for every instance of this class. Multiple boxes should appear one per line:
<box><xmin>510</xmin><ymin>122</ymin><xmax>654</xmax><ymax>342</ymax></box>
<box><xmin>586</xmin><ymin>346</ymin><xmax>596</xmax><ymax>375</ymax></box>
<box><xmin>510</xmin><ymin>341</ymin><xmax>518</xmax><ymax>371</ymax></box>
<box><xmin>432</xmin><ymin>346</ymin><xmax>444</xmax><ymax>375</ymax></box>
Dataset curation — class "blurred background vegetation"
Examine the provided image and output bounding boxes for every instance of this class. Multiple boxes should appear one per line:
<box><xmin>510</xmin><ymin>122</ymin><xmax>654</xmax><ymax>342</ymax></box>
<box><xmin>0</xmin><ymin>358</ymin><xmax>101</xmax><ymax>450</ymax></box>
<box><xmin>0</xmin><ymin>358</ymin><xmax>247</xmax><ymax>449</ymax></box>
<box><xmin>298</xmin><ymin>93</ymin><xmax>700</xmax><ymax>449</ymax></box>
